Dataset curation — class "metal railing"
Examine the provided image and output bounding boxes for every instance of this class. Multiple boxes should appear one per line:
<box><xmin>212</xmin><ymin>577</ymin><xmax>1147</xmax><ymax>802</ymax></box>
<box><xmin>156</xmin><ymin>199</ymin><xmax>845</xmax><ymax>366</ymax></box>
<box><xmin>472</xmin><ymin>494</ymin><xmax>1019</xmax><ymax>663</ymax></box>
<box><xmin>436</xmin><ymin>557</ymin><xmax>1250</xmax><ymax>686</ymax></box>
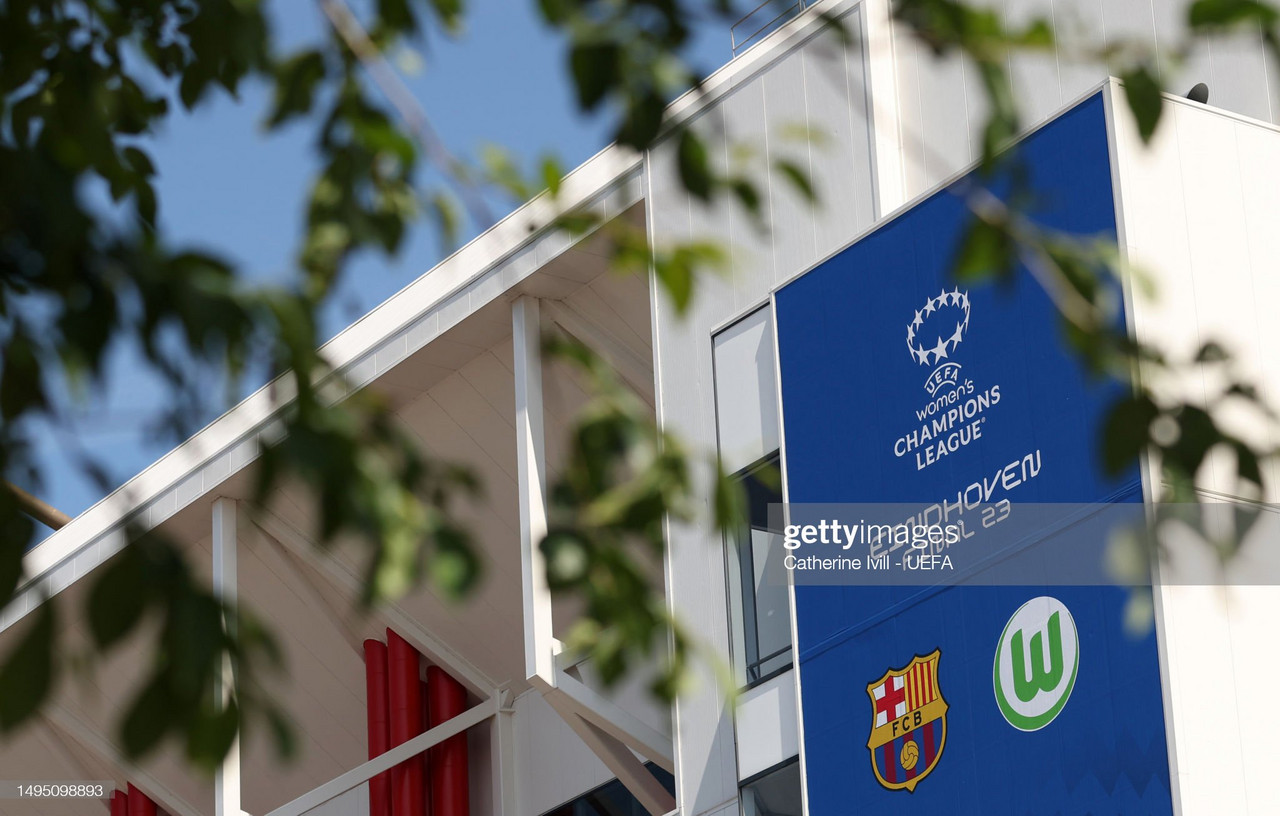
<box><xmin>730</xmin><ymin>0</ymin><xmax>809</xmax><ymax>56</ymax></box>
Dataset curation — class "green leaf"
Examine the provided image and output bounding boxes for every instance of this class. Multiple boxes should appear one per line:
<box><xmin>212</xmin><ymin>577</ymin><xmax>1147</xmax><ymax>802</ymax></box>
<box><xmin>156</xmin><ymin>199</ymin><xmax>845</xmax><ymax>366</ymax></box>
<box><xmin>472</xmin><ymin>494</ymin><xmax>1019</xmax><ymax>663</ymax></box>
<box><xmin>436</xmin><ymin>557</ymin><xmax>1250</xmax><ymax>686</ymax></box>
<box><xmin>677</xmin><ymin>129</ymin><xmax>713</xmax><ymax>201</ymax></box>
<box><xmin>0</xmin><ymin>601</ymin><xmax>55</xmax><ymax>730</ymax></box>
<box><xmin>570</xmin><ymin>41</ymin><xmax>620</xmax><ymax>110</ymax></box>
<box><xmin>0</xmin><ymin>498</ymin><xmax>32</xmax><ymax>607</ymax></box>
<box><xmin>954</xmin><ymin>217</ymin><xmax>1016</xmax><ymax>283</ymax></box>
<box><xmin>1195</xmin><ymin>340</ymin><xmax>1229</xmax><ymax>363</ymax></box>
<box><xmin>186</xmin><ymin>699</ymin><xmax>239</xmax><ymax>770</ymax></box>
<box><xmin>265</xmin><ymin>705</ymin><xmax>298</xmax><ymax>760</ymax></box>
<box><xmin>541</xmin><ymin>156</ymin><xmax>564</xmax><ymax>196</ymax></box>
<box><xmin>1122</xmin><ymin>65</ymin><xmax>1165</xmax><ymax>143</ymax></box>
<box><xmin>617</xmin><ymin>91</ymin><xmax>666</xmax><ymax>150</ymax></box>
<box><xmin>775</xmin><ymin>159</ymin><xmax>817</xmax><ymax>203</ymax></box>
<box><xmin>121</xmin><ymin>674</ymin><xmax>175</xmax><ymax>758</ymax></box>
<box><xmin>87</xmin><ymin>547</ymin><xmax>152</xmax><ymax>649</ymax></box>
<box><xmin>713</xmin><ymin>467</ymin><xmax>746</xmax><ymax>533</ymax></box>
<box><xmin>268</xmin><ymin>51</ymin><xmax>327</xmax><ymax>128</ymax></box>
<box><xmin>1101</xmin><ymin>395</ymin><xmax>1159</xmax><ymax>475</ymax></box>
<box><xmin>1189</xmin><ymin>0</ymin><xmax>1279</xmax><ymax>29</ymax></box>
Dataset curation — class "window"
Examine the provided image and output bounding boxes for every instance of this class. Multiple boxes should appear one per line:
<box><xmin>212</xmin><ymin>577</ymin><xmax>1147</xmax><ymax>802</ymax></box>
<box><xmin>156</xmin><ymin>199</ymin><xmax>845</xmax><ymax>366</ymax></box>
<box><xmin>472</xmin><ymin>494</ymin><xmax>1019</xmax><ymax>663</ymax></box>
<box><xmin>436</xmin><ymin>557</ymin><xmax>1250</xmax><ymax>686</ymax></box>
<box><xmin>713</xmin><ymin>307</ymin><xmax>794</xmax><ymax>687</ymax></box>
<box><xmin>540</xmin><ymin>764</ymin><xmax>676</xmax><ymax>816</ymax></box>
<box><xmin>725</xmin><ymin>452</ymin><xmax>790</xmax><ymax>685</ymax></box>
<box><xmin>740</xmin><ymin>758</ymin><xmax>802</xmax><ymax>816</ymax></box>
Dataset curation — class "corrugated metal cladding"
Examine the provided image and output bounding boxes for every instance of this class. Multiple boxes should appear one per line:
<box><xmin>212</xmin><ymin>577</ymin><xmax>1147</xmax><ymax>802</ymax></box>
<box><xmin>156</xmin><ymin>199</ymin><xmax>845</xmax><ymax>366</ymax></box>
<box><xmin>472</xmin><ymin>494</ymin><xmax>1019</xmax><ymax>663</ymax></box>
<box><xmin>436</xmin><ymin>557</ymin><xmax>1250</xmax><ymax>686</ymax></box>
<box><xmin>649</xmin><ymin>1</ymin><xmax>1277</xmax><ymax>814</ymax></box>
<box><xmin>646</xmin><ymin>7</ymin><xmax>876</xmax><ymax>814</ymax></box>
<box><xmin>892</xmin><ymin>0</ymin><xmax>1279</xmax><ymax>196</ymax></box>
<box><xmin>1113</xmin><ymin>91</ymin><xmax>1280</xmax><ymax>816</ymax></box>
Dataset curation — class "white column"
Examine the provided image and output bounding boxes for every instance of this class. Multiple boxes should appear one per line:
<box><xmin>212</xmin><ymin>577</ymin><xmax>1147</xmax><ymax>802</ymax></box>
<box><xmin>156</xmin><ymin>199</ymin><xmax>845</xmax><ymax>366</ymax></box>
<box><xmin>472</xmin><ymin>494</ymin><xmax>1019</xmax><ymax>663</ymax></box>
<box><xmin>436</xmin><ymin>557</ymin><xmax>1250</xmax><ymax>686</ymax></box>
<box><xmin>492</xmin><ymin>690</ymin><xmax>519</xmax><ymax>816</ymax></box>
<box><xmin>212</xmin><ymin>498</ymin><xmax>241</xmax><ymax>816</ymax></box>
<box><xmin>513</xmin><ymin>296</ymin><xmax>555</xmax><ymax>686</ymax></box>
<box><xmin>861</xmin><ymin>0</ymin><xmax>907</xmax><ymax>216</ymax></box>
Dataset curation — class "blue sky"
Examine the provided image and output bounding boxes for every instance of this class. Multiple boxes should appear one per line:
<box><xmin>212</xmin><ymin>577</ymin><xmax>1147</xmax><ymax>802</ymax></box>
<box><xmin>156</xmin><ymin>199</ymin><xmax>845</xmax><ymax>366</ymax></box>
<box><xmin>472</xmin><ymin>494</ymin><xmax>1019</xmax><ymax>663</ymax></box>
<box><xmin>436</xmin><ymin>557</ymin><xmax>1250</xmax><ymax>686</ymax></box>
<box><xmin>30</xmin><ymin>1</ymin><xmax>733</xmax><ymax>536</ymax></box>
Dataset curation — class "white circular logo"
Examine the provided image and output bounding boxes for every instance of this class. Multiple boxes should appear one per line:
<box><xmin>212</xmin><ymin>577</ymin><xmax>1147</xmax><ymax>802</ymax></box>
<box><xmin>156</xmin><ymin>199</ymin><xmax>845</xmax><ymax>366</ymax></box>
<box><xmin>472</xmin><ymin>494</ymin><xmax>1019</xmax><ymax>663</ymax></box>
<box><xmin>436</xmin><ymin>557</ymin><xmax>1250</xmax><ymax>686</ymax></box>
<box><xmin>993</xmin><ymin>596</ymin><xmax>1079</xmax><ymax>731</ymax></box>
<box><xmin>906</xmin><ymin>288</ymin><xmax>970</xmax><ymax>366</ymax></box>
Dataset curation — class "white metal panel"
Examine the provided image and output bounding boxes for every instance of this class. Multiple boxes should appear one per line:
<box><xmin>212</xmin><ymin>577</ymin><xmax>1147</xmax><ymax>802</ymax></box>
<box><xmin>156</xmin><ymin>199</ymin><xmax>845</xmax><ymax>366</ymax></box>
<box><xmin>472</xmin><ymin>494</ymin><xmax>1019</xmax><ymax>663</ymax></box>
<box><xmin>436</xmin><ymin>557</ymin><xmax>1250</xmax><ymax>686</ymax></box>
<box><xmin>513</xmin><ymin>690</ymin><xmax>615</xmax><ymax>816</ymax></box>
<box><xmin>734</xmin><ymin>670</ymin><xmax>799</xmax><ymax>781</ymax></box>
<box><xmin>1111</xmin><ymin>83</ymin><xmax>1280</xmax><ymax>815</ymax></box>
<box><xmin>713</xmin><ymin>308</ymin><xmax>782</xmax><ymax>474</ymax></box>
<box><xmin>763</xmin><ymin>49</ymin><xmax>820</xmax><ymax>285</ymax></box>
<box><xmin>885</xmin><ymin>0</ymin><xmax>1278</xmax><ymax>203</ymax></box>
<box><xmin>1205</xmin><ymin>29</ymin><xmax>1274</xmax><ymax>124</ymax></box>
<box><xmin>718</xmin><ymin>78</ymin><xmax>776</xmax><ymax>312</ymax></box>
<box><xmin>802</xmin><ymin>12</ymin><xmax>876</xmax><ymax>256</ymax></box>
<box><xmin>647</xmin><ymin>7</ymin><xmax>879</xmax><ymax>813</ymax></box>
<box><xmin>1006</xmin><ymin>0</ymin><xmax>1062</xmax><ymax>127</ymax></box>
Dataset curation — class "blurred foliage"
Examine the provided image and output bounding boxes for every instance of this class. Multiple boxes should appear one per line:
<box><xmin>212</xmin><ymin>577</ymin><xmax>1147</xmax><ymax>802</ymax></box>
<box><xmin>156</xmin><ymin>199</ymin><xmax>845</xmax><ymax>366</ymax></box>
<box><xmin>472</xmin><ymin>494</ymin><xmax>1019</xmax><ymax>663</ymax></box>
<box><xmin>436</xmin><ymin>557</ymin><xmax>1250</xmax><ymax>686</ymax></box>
<box><xmin>0</xmin><ymin>0</ymin><xmax>1277</xmax><ymax>774</ymax></box>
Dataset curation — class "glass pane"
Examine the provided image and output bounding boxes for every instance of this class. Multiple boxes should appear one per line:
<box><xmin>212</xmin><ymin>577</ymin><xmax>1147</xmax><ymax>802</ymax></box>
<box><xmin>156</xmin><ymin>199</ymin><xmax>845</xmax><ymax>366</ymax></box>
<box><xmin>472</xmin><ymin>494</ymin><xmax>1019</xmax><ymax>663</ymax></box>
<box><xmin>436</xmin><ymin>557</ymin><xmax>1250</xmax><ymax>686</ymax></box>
<box><xmin>750</xmin><ymin>528</ymin><xmax>791</xmax><ymax>677</ymax></box>
<box><xmin>741</xmin><ymin>760</ymin><xmax>802</xmax><ymax>816</ymax></box>
<box><xmin>725</xmin><ymin>452</ymin><xmax>792</xmax><ymax>684</ymax></box>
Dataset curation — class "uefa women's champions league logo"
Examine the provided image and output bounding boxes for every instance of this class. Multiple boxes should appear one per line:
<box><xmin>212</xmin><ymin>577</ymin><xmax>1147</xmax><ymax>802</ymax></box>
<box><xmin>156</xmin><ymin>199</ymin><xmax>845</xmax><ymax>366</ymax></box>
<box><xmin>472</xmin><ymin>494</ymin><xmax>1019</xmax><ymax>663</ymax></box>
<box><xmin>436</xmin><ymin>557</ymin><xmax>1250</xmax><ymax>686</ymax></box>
<box><xmin>906</xmin><ymin>288</ymin><xmax>971</xmax><ymax>395</ymax></box>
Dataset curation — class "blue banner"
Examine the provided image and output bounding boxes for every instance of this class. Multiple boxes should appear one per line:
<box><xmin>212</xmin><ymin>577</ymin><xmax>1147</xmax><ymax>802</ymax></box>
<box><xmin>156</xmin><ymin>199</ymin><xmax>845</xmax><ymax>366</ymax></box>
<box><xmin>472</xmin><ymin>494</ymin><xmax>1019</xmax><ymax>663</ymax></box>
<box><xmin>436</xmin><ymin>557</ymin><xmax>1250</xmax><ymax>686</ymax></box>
<box><xmin>775</xmin><ymin>94</ymin><xmax>1173</xmax><ymax>814</ymax></box>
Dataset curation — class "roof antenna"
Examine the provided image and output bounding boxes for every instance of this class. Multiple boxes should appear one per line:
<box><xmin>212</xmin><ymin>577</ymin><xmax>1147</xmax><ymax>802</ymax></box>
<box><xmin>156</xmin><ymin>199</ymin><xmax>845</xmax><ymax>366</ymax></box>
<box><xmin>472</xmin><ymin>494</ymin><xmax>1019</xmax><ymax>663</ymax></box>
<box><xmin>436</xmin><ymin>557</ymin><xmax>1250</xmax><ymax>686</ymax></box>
<box><xmin>1187</xmin><ymin>83</ymin><xmax>1209</xmax><ymax>104</ymax></box>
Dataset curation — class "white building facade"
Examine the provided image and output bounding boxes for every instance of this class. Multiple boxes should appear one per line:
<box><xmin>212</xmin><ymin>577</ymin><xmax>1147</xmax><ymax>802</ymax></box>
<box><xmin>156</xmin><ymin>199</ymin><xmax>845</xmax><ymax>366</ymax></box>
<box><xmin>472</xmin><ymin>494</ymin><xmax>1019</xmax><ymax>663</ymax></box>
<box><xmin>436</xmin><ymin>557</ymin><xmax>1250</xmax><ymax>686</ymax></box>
<box><xmin>3</xmin><ymin>2</ymin><xmax>1279</xmax><ymax>815</ymax></box>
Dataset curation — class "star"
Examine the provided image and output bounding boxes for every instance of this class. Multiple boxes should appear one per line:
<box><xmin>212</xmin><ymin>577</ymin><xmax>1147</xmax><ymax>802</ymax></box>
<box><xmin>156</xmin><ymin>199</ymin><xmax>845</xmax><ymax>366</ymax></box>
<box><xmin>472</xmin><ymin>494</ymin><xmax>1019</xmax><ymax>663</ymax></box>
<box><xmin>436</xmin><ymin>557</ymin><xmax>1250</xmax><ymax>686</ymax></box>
<box><xmin>907</xmin><ymin>326</ymin><xmax>916</xmax><ymax>344</ymax></box>
<box><xmin>948</xmin><ymin>323</ymin><xmax>964</xmax><ymax>349</ymax></box>
<box><xmin>912</xmin><ymin>344</ymin><xmax>929</xmax><ymax>364</ymax></box>
<box><xmin>912</xmin><ymin>310</ymin><xmax>923</xmax><ymax>330</ymax></box>
<box><xmin>931</xmin><ymin>337</ymin><xmax>949</xmax><ymax>362</ymax></box>
<box><xmin>923</xmin><ymin>298</ymin><xmax>936</xmax><ymax>316</ymax></box>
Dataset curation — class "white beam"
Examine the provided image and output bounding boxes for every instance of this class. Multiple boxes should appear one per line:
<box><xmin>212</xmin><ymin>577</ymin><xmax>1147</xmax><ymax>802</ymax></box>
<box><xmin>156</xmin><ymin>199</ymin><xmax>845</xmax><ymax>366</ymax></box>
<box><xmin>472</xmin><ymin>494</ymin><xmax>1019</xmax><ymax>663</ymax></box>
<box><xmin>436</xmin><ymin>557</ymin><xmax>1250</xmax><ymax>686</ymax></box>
<box><xmin>550</xmin><ymin>671</ymin><xmax>674</xmax><ymax>773</ymax></box>
<box><xmin>249</xmin><ymin>509</ymin><xmax>496</xmax><ymax>697</ymax></box>
<box><xmin>861</xmin><ymin>0</ymin><xmax>907</xmax><ymax>216</ymax></box>
<box><xmin>42</xmin><ymin>707</ymin><xmax>204</xmax><ymax>816</ymax></box>
<box><xmin>212</xmin><ymin>498</ymin><xmax>241</xmax><ymax>816</ymax></box>
<box><xmin>543</xmin><ymin>693</ymin><xmax>675</xmax><ymax>816</ymax></box>
<box><xmin>264</xmin><ymin>695</ymin><xmax>499</xmax><ymax>816</ymax></box>
<box><xmin>543</xmin><ymin>299</ymin><xmax>653</xmax><ymax>399</ymax></box>
<box><xmin>513</xmin><ymin>296</ymin><xmax>555</xmax><ymax>686</ymax></box>
<box><xmin>251</xmin><ymin>524</ymin><xmax>367</xmax><ymax>661</ymax></box>
<box><xmin>492</xmin><ymin>689</ymin><xmax>519</xmax><ymax>816</ymax></box>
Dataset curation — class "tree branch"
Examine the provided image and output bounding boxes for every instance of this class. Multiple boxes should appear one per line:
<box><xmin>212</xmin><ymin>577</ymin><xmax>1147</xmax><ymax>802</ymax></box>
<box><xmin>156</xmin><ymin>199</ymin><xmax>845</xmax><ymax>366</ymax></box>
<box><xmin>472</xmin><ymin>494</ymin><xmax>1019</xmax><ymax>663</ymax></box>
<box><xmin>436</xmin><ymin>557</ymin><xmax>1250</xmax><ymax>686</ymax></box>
<box><xmin>317</xmin><ymin>0</ymin><xmax>496</xmax><ymax>230</ymax></box>
<box><xmin>3</xmin><ymin>480</ymin><xmax>71</xmax><ymax>531</ymax></box>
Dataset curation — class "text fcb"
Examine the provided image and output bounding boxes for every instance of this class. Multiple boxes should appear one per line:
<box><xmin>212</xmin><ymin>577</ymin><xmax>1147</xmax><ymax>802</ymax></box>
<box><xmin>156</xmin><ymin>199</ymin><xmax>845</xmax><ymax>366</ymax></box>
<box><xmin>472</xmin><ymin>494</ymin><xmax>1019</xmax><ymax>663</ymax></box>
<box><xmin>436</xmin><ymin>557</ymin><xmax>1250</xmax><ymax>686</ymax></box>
<box><xmin>866</xmin><ymin>650</ymin><xmax>948</xmax><ymax>792</ymax></box>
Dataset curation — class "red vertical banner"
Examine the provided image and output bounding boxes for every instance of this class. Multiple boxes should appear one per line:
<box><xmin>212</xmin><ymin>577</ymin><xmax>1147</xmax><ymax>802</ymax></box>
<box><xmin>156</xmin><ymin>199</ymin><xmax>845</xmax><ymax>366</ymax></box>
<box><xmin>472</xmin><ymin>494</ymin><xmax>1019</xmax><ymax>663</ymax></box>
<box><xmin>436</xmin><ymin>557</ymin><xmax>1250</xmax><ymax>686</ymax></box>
<box><xmin>387</xmin><ymin>629</ymin><xmax>425</xmax><ymax>816</ymax></box>
<box><xmin>427</xmin><ymin>665</ymin><xmax>470</xmax><ymax>816</ymax></box>
<box><xmin>126</xmin><ymin>783</ymin><xmax>156</xmax><ymax>816</ymax></box>
<box><xmin>365</xmin><ymin>638</ymin><xmax>393</xmax><ymax>816</ymax></box>
<box><xmin>420</xmin><ymin>678</ymin><xmax>433</xmax><ymax>812</ymax></box>
<box><xmin>110</xmin><ymin>789</ymin><xmax>128</xmax><ymax>816</ymax></box>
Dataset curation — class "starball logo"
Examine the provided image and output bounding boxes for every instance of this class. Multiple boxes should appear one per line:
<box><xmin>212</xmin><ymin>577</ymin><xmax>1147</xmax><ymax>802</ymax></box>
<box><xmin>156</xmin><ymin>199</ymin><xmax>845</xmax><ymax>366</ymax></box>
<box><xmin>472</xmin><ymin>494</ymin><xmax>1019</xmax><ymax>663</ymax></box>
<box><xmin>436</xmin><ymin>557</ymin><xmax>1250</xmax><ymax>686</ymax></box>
<box><xmin>893</xmin><ymin>287</ymin><xmax>1002</xmax><ymax>471</ymax></box>
<box><xmin>906</xmin><ymin>287</ymin><xmax>970</xmax><ymax>396</ymax></box>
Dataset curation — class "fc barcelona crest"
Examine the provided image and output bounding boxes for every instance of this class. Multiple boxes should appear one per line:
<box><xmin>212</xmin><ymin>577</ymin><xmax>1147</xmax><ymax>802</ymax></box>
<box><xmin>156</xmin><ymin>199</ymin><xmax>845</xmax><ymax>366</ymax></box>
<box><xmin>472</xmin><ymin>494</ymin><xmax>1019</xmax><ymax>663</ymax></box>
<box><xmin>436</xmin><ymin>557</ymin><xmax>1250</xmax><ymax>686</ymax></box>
<box><xmin>866</xmin><ymin>649</ymin><xmax>948</xmax><ymax>792</ymax></box>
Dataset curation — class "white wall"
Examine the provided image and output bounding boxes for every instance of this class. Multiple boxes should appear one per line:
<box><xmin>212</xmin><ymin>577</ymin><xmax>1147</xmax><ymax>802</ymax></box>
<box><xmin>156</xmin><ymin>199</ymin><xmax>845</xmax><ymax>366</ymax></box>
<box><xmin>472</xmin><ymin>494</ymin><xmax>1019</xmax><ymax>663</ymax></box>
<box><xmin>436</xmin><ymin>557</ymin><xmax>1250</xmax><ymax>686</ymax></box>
<box><xmin>888</xmin><ymin>0</ymin><xmax>1278</xmax><ymax>202</ymax></box>
<box><xmin>512</xmin><ymin>689</ymin><xmax>614</xmax><ymax>816</ymax></box>
<box><xmin>734</xmin><ymin>671</ymin><xmax>800</xmax><ymax>781</ymax></box>
<box><xmin>1110</xmin><ymin>82</ymin><xmax>1280</xmax><ymax>816</ymax></box>
<box><xmin>648</xmin><ymin>4</ymin><xmax>877</xmax><ymax>814</ymax></box>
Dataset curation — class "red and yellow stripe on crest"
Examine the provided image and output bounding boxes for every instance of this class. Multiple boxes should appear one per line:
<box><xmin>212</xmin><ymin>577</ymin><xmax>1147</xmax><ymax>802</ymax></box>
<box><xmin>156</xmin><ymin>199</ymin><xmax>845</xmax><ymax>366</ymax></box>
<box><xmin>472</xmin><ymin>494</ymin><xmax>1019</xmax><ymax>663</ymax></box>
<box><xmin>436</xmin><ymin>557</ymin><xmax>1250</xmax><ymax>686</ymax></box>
<box><xmin>904</xmin><ymin>653</ymin><xmax>938</xmax><ymax>713</ymax></box>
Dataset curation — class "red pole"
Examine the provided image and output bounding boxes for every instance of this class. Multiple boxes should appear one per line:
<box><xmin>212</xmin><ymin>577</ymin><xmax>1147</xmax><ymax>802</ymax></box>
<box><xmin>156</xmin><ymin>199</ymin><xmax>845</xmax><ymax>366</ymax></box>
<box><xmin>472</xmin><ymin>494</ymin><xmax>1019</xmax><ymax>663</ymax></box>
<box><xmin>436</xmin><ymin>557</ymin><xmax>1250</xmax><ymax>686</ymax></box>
<box><xmin>110</xmin><ymin>789</ymin><xmax>128</xmax><ymax>816</ymax></box>
<box><xmin>421</xmin><ymin>678</ymin><xmax>433</xmax><ymax>813</ymax></box>
<box><xmin>387</xmin><ymin>629</ymin><xmax>425</xmax><ymax>816</ymax></box>
<box><xmin>126</xmin><ymin>783</ymin><xmax>156</xmax><ymax>816</ymax></box>
<box><xmin>427</xmin><ymin>665</ymin><xmax>470</xmax><ymax>816</ymax></box>
<box><xmin>365</xmin><ymin>639</ymin><xmax>393</xmax><ymax>816</ymax></box>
